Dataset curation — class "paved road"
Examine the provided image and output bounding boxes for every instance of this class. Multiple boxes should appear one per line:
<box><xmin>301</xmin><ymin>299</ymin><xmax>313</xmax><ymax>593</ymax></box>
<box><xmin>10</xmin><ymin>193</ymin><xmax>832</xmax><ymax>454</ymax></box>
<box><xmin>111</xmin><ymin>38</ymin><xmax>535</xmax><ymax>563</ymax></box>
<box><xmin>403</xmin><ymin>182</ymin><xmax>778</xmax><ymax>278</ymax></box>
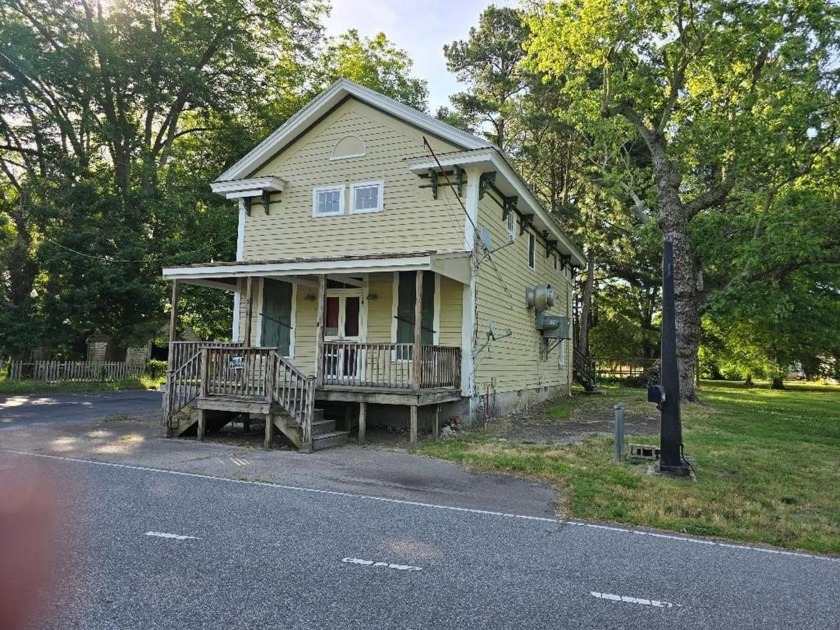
<box><xmin>2</xmin><ymin>450</ymin><xmax>837</xmax><ymax>630</ymax></box>
<box><xmin>0</xmin><ymin>391</ymin><xmax>162</xmax><ymax>429</ymax></box>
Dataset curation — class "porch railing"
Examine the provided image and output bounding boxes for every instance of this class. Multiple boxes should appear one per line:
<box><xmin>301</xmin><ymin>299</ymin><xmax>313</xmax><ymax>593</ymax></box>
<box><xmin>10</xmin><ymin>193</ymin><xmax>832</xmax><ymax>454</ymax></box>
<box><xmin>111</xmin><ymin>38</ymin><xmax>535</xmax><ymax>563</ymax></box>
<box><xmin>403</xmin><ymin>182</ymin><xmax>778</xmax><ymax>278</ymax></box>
<box><xmin>164</xmin><ymin>341</ymin><xmax>242</xmax><ymax>425</ymax></box>
<box><xmin>184</xmin><ymin>345</ymin><xmax>314</xmax><ymax>445</ymax></box>
<box><xmin>163</xmin><ymin>351</ymin><xmax>202</xmax><ymax>428</ymax></box>
<box><xmin>321</xmin><ymin>342</ymin><xmax>461</xmax><ymax>390</ymax></box>
<box><xmin>201</xmin><ymin>346</ymin><xmax>273</xmax><ymax>401</ymax></box>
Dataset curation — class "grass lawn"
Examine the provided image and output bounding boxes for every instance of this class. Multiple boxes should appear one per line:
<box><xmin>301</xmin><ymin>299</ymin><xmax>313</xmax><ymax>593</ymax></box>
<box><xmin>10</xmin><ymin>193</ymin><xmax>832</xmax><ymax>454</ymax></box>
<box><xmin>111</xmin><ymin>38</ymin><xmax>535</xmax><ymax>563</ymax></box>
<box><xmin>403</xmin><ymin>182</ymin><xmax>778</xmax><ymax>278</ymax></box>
<box><xmin>0</xmin><ymin>377</ymin><xmax>159</xmax><ymax>395</ymax></box>
<box><xmin>423</xmin><ymin>381</ymin><xmax>840</xmax><ymax>555</ymax></box>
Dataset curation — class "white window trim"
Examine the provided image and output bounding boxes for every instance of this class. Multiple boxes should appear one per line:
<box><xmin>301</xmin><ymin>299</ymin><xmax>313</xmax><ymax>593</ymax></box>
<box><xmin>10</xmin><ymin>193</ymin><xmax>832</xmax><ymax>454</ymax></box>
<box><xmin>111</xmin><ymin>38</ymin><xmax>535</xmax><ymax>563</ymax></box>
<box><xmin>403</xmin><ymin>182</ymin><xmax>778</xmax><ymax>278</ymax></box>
<box><xmin>312</xmin><ymin>184</ymin><xmax>345</xmax><ymax>217</ymax></box>
<box><xmin>528</xmin><ymin>233</ymin><xmax>536</xmax><ymax>270</ymax></box>
<box><xmin>350</xmin><ymin>180</ymin><xmax>384</xmax><ymax>214</ymax></box>
<box><xmin>507</xmin><ymin>213</ymin><xmax>516</xmax><ymax>243</ymax></box>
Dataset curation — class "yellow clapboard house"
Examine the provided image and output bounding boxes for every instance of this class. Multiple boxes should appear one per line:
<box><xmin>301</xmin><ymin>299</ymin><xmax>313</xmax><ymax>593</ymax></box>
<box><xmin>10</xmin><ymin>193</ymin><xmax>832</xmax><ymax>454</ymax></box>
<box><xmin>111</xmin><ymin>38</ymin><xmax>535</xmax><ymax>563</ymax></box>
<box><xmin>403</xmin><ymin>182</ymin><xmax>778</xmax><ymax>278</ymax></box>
<box><xmin>162</xmin><ymin>79</ymin><xmax>587</xmax><ymax>451</ymax></box>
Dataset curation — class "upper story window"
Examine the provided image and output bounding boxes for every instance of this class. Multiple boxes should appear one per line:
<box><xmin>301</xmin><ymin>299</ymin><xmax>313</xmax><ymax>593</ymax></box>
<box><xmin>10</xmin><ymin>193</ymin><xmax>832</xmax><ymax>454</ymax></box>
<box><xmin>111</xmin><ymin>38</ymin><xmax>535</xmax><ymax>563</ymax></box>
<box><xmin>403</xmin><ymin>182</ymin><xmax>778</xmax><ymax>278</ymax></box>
<box><xmin>528</xmin><ymin>233</ymin><xmax>536</xmax><ymax>270</ymax></box>
<box><xmin>313</xmin><ymin>185</ymin><xmax>344</xmax><ymax>217</ymax></box>
<box><xmin>507</xmin><ymin>212</ymin><xmax>516</xmax><ymax>242</ymax></box>
<box><xmin>350</xmin><ymin>181</ymin><xmax>384</xmax><ymax>214</ymax></box>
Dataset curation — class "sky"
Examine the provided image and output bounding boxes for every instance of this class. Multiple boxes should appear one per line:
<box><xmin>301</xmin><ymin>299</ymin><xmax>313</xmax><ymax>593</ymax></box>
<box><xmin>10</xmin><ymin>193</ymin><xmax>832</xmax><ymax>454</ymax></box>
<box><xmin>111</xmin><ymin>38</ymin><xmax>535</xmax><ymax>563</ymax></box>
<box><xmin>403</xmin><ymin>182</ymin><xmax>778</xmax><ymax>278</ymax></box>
<box><xmin>323</xmin><ymin>0</ymin><xmax>516</xmax><ymax>112</ymax></box>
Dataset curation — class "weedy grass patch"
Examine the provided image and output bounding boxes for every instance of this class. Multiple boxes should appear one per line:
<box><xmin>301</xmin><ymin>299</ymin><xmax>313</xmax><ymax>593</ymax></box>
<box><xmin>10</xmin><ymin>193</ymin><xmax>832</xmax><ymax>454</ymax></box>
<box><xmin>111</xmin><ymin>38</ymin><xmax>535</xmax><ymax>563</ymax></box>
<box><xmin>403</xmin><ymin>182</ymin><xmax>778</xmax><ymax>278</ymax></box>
<box><xmin>424</xmin><ymin>382</ymin><xmax>840</xmax><ymax>555</ymax></box>
<box><xmin>0</xmin><ymin>377</ymin><xmax>156</xmax><ymax>395</ymax></box>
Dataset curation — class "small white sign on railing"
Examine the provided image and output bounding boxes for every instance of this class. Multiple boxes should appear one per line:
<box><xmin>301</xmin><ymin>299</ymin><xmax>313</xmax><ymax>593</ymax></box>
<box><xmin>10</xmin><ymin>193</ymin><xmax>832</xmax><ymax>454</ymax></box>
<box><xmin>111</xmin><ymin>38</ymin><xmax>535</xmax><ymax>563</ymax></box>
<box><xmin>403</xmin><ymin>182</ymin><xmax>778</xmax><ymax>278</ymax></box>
<box><xmin>228</xmin><ymin>356</ymin><xmax>245</xmax><ymax>370</ymax></box>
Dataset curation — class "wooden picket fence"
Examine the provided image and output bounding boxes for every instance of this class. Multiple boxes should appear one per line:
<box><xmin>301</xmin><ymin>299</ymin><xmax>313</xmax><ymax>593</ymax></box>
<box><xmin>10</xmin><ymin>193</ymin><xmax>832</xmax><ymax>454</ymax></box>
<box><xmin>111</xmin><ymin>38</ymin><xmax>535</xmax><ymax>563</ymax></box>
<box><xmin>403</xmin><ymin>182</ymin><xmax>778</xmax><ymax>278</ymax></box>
<box><xmin>7</xmin><ymin>360</ymin><xmax>145</xmax><ymax>383</ymax></box>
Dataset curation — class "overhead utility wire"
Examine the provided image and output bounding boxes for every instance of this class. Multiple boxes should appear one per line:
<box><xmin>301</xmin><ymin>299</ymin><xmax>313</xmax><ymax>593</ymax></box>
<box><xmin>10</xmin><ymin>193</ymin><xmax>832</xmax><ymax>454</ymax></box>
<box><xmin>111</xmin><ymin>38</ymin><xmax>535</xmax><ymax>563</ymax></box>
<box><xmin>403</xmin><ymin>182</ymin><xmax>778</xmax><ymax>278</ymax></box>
<box><xmin>42</xmin><ymin>233</ymin><xmax>237</xmax><ymax>265</ymax></box>
<box><xmin>421</xmin><ymin>136</ymin><xmax>514</xmax><ymax>300</ymax></box>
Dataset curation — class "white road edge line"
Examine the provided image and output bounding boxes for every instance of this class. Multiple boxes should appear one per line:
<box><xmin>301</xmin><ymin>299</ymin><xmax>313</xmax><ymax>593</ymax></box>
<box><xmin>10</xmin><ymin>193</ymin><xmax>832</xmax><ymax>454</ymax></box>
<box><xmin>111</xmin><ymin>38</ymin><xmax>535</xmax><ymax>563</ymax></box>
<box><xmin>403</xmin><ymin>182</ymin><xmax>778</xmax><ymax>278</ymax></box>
<box><xmin>6</xmin><ymin>449</ymin><xmax>838</xmax><ymax>564</ymax></box>
<box><xmin>145</xmin><ymin>531</ymin><xmax>201</xmax><ymax>541</ymax></box>
<box><xmin>342</xmin><ymin>557</ymin><xmax>422</xmax><ymax>571</ymax></box>
<box><xmin>591</xmin><ymin>591</ymin><xmax>676</xmax><ymax>608</ymax></box>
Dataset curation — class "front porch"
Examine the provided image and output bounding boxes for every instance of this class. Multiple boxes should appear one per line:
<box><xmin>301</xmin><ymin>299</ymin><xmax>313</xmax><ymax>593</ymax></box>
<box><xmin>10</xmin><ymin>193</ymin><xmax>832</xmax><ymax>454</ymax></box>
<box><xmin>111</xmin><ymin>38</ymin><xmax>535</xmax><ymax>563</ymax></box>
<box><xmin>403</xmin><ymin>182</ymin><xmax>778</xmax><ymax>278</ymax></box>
<box><xmin>161</xmin><ymin>255</ymin><xmax>469</xmax><ymax>450</ymax></box>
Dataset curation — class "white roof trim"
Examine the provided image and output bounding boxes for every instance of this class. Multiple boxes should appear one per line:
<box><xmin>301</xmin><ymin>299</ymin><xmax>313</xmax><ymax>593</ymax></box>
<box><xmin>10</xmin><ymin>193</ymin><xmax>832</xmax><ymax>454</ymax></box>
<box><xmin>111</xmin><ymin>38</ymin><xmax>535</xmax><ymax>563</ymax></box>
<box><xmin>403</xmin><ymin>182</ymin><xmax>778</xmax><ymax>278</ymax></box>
<box><xmin>216</xmin><ymin>79</ymin><xmax>491</xmax><ymax>183</ymax></box>
<box><xmin>163</xmin><ymin>253</ymin><xmax>472</xmax><ymax>285</ymax></box>
<box><xmin>406</xmin><ymin>149</ymin><xmax>496</xmax><ymax>172</ymax></box>
<box><xmin>210</xmin><ymin>176</ymin><xmax>285</xmax><ymax>198</ymax></box>
<box><xmin>409</xmin><ymin>151</ymin><xmax>585</xmax><ymax>266</ymax></box>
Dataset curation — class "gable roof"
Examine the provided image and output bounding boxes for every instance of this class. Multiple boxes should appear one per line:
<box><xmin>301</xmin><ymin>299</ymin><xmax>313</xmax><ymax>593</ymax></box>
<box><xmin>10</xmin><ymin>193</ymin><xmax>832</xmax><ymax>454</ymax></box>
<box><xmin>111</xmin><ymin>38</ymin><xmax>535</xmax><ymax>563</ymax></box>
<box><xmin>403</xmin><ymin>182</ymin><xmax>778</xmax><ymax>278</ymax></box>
<box><xmin>217</xmin><ymin>78</ymin><xmax>492</xmax><ymax>183</ymax></box>
<box><xmin>215</xmin><ymin>79</ymin><xmax>585</xmax><ymax>267</ymax></box>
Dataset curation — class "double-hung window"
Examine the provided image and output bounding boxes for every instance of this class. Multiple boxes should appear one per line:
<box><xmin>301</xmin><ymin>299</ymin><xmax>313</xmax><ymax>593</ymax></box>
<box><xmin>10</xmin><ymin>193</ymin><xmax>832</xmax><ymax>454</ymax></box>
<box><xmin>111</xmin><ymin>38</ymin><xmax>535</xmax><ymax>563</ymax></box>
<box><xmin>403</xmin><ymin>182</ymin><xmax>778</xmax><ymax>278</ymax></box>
<box><xmin>313</xmin><ymin>185</ymin><xmax>344</xmax><ymax>217</ymax></box>
<box><xmin>350</xmin><ymin>181</ymin><xmax>384</xmax><ymax>214</ymax></box>
<box><xmin>528</xmin><ymin>233</ymin><xmax>536</xmax><ymax>270</ymax></box>
<box><xmin>507</xmin><ymin>212</ymin><xmax>517</xmax><ymax>242</ymax></box>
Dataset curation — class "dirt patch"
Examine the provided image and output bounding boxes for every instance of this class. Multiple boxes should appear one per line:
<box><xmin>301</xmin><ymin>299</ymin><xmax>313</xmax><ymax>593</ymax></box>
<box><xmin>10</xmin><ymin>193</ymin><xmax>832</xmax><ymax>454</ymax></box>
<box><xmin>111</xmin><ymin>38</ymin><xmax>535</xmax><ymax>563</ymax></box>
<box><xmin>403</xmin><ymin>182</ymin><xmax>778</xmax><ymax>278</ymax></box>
<box><xmin>477</xmin><ymin>392</ymin><xmax>660</xmax><ymax>444</ymax></box>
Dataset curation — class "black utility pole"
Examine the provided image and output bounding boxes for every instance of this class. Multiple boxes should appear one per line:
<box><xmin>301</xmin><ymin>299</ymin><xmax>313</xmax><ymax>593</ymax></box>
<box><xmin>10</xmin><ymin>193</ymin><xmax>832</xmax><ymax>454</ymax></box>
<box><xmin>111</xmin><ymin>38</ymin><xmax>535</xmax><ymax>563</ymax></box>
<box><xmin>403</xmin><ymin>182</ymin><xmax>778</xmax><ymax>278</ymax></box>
<box><xmin>658</xmin><ymin>239</ymin><xmax>690</xmax><ymax>475</ymax></box>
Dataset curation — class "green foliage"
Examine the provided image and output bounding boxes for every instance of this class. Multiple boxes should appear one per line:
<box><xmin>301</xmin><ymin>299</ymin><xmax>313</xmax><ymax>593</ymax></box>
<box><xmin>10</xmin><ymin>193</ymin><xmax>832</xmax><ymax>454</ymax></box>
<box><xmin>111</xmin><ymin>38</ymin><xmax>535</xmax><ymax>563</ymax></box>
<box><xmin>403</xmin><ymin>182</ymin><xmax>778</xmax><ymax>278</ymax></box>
<box><xmin>524</xmin><ymin>0</ymin><xmax>840</xmax><ymax>393</ymax></box>
<box><xmin>0</xmin><ymin>0</ymin><xmax>325</xmax><ymax>357</ymax></box>
<box><xmin>317</xmin><ymin>30</ymin><xmax>428</xmax><ymax>111</ymax></box>
<box><xmin>443</xmin><ymin>5</ymin><xmax>530</xmax><ymax>148</ymax></box>
<box><xmin>425</xmin><ymin>384</ymin><xmax>840</xmax><ymax>554</ymax></box>
<box><xmin>144</xmin><ymin>359</ymin><xmax>168</xmax><ymax>383</ymax></box>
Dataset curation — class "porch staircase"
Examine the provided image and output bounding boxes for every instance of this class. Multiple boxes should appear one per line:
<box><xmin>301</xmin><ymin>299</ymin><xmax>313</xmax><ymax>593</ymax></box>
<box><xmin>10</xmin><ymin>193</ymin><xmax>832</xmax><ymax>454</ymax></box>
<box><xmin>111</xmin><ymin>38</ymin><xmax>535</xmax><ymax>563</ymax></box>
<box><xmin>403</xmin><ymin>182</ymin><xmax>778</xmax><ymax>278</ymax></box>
<box><xmin>162</xmin><ymin>344</ymin><xmax>347</xmax><ymax>452</ymax></box>
<box><xmin>573</xmin><ymin>348</ymin><xmax>597</xmax><ymax>392</ymax></box>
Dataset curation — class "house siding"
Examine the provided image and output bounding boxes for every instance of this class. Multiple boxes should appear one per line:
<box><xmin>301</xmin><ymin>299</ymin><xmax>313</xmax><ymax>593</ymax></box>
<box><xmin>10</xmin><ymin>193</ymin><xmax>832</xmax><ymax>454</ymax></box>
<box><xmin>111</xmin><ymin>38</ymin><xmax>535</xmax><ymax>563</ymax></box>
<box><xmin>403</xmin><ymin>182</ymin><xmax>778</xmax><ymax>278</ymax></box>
<box><xmin>248</xmin><ymin>271</ymin><xmax>464</xmax><ymax>377</ymax></box>
<box><xmin>472</xmin><ymin>195</ymin><xmax>573</xmax><ymax>401</ymax></box>
<box><xmin>243</xmin><ymin>99</ymin><xmax>466</xmax><ymax>259</ymax></box>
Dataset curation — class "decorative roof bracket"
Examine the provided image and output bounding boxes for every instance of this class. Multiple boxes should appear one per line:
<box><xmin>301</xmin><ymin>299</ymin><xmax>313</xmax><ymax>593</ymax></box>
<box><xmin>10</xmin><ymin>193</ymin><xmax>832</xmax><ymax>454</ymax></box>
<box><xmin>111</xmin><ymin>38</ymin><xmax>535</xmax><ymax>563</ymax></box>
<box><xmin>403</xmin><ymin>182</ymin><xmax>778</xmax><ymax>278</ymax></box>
<box><xmin>546</xmin><ymin>240</ymin><xmax>558</xmax><ymax>259</ymax></box>
<box><xmin>502</xmin><ymin>196</ymin><xmax>518</xmax><ymax>221</ymax></box>
<box><xmin>560</xmin><ymin>254</ymin><xmax>571</xmax><ymax>270</ymax></box>
<box><xmin>479</xmin><ymin>172</ymin><xmax>496</xmax><ymax>199</ymax></box>
<box><xmin>519</xmin><ymin>214</ymin><xmax>534</xmax><ymax>235</ymax></box>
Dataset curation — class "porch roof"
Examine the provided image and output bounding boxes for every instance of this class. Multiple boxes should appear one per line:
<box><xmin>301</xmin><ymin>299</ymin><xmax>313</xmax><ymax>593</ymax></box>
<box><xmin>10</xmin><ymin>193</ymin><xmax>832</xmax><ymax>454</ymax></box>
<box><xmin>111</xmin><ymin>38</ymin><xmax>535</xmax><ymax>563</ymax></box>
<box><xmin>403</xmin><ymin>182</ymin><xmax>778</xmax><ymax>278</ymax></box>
<box><xmin>162</xmin><ymin>250</ymin><xmax>472</xmax><ymax>290</ymax></box>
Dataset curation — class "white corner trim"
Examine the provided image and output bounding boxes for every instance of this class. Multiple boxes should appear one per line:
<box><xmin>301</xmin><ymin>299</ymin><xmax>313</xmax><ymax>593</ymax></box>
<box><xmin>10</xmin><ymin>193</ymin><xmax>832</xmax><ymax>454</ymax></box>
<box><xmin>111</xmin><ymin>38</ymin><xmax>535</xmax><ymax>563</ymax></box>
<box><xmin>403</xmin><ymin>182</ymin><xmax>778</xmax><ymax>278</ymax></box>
<box><xmin>461</xmin><ymin>265</ymin><xmax>476</xmax><ymax>397</ymax></box>
<box><xmin>433</xmin><ymin>273</ymin><xmax>441</xmax><ymax>345</ymax></box>
<box><xmin>464</xmin><ymin>167</ymin><xmax>481</xmax><ymax>252</ymax></box>
<box><xmin>255</xmin><ymin>277</ymin><xmax>265</xmax><ymax>346</ymax></box>
<box><xmin>236</xmin><ymin>199</ymin><xmax>246</xmax><ymax>262</ymax></box>
<box><xmin>288</xmin><ymin>282</ymin><xmax>297</xmax><ymax>359</ymax></box>
<box><xmin>232</xmin><ymin>280</ymin><xmax>241</xmax><ymax>342</ymax></box>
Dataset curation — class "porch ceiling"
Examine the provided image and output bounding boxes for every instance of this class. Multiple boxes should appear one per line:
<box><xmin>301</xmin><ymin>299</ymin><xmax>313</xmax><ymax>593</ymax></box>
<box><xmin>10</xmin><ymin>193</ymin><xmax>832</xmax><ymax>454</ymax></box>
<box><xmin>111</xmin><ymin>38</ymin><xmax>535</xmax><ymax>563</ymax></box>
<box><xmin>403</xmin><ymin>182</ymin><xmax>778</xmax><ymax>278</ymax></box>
<box><xmin>162</xmin><ymin>251</ymin><xmax>472</xmax><ymax>287</ymax></box>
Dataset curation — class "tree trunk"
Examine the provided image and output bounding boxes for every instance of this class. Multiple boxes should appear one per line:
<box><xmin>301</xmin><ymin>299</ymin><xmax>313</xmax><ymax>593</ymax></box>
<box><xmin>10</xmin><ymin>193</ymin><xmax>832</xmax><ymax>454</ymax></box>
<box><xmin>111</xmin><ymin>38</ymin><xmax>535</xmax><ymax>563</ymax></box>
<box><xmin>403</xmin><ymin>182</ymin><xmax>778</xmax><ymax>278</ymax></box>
<box><xmin>651</xmin><ymin>143</ymin><xmax>701</xmax><ymax>401</ymax></box>
<box><xmin>578</xmin><ymin>247</ymin><xmax>595</xmax><ymax>355</ymax></box>
<box><xmin>771</xmin><ymin>376</ymin><xmax>785</xmax><ymax>390</ymax></box>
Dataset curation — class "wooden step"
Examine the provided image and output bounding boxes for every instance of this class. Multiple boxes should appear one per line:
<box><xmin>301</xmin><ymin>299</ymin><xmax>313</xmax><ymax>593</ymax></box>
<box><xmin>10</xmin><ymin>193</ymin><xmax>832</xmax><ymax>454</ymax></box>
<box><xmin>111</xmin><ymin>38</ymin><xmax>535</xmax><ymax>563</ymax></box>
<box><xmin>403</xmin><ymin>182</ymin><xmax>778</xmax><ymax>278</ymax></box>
<box><xmin>312</xmin><ymin>430</ymin><xmax>349</xmax><ymax>451</ymax></box>
<box><xmin>196</xmin><ymin>397</ymin><xmax>273</xmax><ymax>414</ymax></box>
<box><xmin>312</xmin><ymin>419</ymin><xmax>337</xmax><ymax>435</ymax></box>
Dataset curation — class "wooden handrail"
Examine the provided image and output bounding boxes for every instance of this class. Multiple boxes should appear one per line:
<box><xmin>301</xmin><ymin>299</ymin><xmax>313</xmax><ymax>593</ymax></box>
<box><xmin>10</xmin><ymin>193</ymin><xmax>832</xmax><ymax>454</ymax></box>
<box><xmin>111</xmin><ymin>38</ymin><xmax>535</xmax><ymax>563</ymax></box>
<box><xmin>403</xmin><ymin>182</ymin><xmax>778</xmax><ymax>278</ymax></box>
<box><xmin>321</xmin><ymin>341</ymin><xmax>461</xmax><ymax>390</ymax></box>
<box><xmin>163</xmin><ymin>350</ymin><xmax>202</xmax><ymax>427</ymax></box>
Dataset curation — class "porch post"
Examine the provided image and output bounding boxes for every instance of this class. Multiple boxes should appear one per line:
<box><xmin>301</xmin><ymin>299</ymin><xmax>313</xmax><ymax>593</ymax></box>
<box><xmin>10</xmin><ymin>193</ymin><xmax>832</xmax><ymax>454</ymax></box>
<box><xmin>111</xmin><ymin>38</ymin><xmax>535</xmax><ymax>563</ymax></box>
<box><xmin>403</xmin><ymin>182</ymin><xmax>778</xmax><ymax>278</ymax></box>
<box><xmin>243</xmin><ymin>275</ymin><xmax>253</xmax><ymax>345</ymax></box>
<box><xmin>412</xmin><ymin>270</ymin><xmax>423</xmax><ymax>392</ymax></box>
<box><xmin>315</xmin><ymin>274</ymin><xmax>327</xmax><ymax>388</ymax></box>
<box><xmin>358</xmin><ymin>402</ymin><xmax>367</xmax><ymax>445</ymax></box>
<box><xmin>168</xmin><ymin>280</ymin><xmax>180</xmax><ymax>345</ymax></box>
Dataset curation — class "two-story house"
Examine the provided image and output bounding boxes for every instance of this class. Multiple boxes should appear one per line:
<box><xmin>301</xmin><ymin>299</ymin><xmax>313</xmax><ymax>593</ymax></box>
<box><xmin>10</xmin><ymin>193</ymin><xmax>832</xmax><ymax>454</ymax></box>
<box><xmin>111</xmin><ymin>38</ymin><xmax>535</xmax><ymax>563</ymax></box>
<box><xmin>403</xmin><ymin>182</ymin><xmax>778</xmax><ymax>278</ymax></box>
<box><xmin>161</xmin><ymin>79</ymin><xmax>586</xmax><ymax>451</ymax></box>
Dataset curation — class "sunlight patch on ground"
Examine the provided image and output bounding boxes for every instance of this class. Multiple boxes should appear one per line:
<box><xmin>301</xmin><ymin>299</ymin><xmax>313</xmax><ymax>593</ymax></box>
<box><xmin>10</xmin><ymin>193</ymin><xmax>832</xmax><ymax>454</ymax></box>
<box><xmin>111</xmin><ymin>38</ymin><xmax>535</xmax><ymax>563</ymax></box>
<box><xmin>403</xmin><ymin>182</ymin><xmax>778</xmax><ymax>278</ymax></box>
<box><xmin>49</xmin><ymin>437</ymin><xmax>78</xmax><ymax>452</ymax></box>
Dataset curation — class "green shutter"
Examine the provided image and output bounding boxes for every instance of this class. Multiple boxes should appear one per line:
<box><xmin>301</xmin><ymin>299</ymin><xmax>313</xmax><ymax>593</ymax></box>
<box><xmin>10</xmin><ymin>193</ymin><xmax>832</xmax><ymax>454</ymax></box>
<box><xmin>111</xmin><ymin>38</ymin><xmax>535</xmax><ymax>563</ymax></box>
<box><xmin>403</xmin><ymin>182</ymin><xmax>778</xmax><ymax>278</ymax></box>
<box><xmin>261</xmin><ymin>279</ymin><xmax>292</xmax><ymax>355</ymax></box>
<box><xmin>396</xmin><ymin>271</ymin><xmax>435</xmax><ymax>346</ymax></box>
